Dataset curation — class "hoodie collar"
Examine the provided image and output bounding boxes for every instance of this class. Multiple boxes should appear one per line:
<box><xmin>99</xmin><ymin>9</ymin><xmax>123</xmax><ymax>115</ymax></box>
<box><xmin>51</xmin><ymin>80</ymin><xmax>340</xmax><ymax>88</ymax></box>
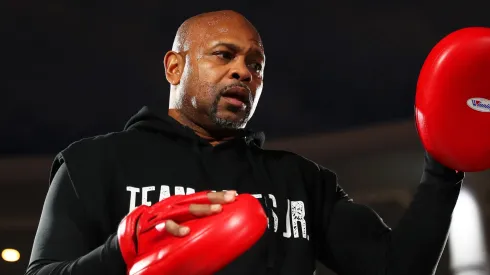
<box><xmin>124</xmin><ymin>106</ymin><xmax>266</xmax><ymax>148</ymax></box>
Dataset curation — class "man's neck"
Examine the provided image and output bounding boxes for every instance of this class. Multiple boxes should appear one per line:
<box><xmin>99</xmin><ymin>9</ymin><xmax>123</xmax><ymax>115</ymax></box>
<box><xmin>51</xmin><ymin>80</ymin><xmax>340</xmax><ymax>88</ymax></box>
<box><xmin>168</xmin><ymin>109</ymin><xmax>238</xmax><ymax>146</ymax></box>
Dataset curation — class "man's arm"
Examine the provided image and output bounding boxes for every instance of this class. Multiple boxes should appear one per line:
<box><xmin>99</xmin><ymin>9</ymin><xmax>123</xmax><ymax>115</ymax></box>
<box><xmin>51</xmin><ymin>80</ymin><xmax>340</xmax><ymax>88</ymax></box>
<box><xmin>318</xmin><ymin>153</ymin><xmax>463</xmax><ymax>275</ymax></box>
<box><xmin>25</xmin><ymin>163</ymin><xmax>126</xmax><ymax>275</ymax></box>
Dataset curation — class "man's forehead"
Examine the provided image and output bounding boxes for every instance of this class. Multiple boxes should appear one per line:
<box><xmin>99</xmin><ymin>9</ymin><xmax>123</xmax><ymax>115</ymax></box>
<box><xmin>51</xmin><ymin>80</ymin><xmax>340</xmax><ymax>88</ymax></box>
<box><xmin>203</xmin><ymin>30</ymin><xmax>263</xmax><ymax>50</ymax></box>
<box><xmin>173</xmin><ymin>11</ymin><xmax>264</xmax><ymax>54</ymax></box>
<box><xmin>189</xmin><ymin>13</ymin><xmax>263</xmax><ymax>48</ymax></box>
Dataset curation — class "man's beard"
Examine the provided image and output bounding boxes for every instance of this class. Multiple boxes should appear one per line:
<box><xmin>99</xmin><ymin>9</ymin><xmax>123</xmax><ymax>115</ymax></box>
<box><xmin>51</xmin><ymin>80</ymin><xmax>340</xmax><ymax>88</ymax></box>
<box><xmin>209</xmin><ymin>93</ymin><xmax>252</xmax><ymax>130</ymax></box>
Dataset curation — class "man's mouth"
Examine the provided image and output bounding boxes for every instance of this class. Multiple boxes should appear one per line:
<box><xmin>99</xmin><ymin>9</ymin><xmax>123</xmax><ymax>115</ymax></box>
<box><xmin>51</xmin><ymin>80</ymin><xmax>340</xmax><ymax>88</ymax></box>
<box><xmin>222</xmin><ymin>96</ymin><xmax>247</xmax><ymax>109</ymax></box>
<box><xmin>221</xmin><ymin>86</ymin><xmax>251</xmax><ymax>108</ymax></box>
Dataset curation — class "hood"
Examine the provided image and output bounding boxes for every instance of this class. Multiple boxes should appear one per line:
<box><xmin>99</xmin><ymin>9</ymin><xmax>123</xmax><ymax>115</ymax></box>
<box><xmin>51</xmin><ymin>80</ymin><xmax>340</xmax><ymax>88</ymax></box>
<box><xmin>124</xmin><ymin>106</ymin><xmax>266</xmax><ymax>148</ymax></box>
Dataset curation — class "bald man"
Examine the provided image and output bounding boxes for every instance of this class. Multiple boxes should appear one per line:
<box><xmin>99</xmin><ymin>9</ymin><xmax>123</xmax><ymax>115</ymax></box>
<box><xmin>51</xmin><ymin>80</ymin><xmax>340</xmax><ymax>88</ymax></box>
<box><xmin>26</xmin><ymin>10</ymin><xmax>463</xmax><ymax>275</ymax></box>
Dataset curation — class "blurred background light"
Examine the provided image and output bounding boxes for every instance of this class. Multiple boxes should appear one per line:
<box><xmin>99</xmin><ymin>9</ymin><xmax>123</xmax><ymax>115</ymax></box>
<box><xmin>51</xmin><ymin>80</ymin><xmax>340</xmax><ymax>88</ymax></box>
<box><xmin>1</xmin><ymin>248</ymin><xmax>20</xmax><ymax>263</ymax></box>
<box><xmin>449</xmin><ymin>187</ymin><xmax>489</xmax><ymax>275</ymax></box>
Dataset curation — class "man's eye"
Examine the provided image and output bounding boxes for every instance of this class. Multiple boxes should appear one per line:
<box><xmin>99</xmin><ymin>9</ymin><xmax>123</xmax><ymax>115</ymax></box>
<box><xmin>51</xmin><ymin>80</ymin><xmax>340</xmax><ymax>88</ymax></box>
<box><xmin>214</xmin><ymin>51</ymin><xmax>234</xmax><ymax>60</ymax></box>
<box><xmin>250</xmin><ymin>63</ymin><xmax>262</xmax><ymax>72</ymax></box>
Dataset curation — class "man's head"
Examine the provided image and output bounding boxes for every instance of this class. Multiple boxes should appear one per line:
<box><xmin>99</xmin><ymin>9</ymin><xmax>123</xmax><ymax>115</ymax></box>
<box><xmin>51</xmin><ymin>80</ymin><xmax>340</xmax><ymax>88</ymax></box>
<box><xmin>164</xmin><ymin>10</ymin><xmax>265</xmax><ymax>133</ymax></box>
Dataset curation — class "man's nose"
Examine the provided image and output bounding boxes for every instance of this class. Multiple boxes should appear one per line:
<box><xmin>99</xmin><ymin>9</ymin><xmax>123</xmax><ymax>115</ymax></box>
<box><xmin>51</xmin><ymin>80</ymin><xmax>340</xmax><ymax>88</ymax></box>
<box><xmin>229</xmin><ymin>59</ymin><xmax>252</xmax><ymax>82</ymax></box>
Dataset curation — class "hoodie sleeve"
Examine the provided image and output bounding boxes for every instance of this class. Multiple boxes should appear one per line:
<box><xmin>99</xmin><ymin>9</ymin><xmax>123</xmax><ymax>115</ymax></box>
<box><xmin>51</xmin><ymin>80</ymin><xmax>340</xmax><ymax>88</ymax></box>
<box><xmin>25</xmin><ymin>162</ymin><xmax>126</xmax><ymax>275</ymax></box>
<box><xmin>317</xmin><ymin>153</ymin><xmax>463</xmax><ymax>275</ymax></box>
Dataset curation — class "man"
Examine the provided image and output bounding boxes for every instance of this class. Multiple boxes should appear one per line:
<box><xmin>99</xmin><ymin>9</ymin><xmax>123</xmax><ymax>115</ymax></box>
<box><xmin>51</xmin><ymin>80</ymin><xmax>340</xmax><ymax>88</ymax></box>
<box><xmin>26</xmin><ymin>10</ymin><xmax>463</xmax><ymax>275</ymax></box>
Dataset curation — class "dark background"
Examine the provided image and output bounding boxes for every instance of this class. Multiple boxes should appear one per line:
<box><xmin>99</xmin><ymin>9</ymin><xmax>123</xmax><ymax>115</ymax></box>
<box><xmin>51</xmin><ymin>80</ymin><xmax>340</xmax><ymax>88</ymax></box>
<box><xmin>2</xmin><ymin>1</ymin><xmax>490</xmax><ymax>274</ymax></box>
<box><xmin>4</xmin><ymin>1</ymin><xmax>490</xmax><ymax>155</ymax></box>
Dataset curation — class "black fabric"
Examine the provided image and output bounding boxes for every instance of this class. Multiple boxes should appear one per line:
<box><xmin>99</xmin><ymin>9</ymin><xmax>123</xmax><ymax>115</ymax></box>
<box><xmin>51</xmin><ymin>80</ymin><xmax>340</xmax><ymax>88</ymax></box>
<box><xmin>26</xmin><ymin>106</ymin><xmax>463</xmax><ymax>275</ymax></box>
<box><xmin>25</xmin><ymin>163</ymin><xmax>127</xmax><ymax>275</ymax></box>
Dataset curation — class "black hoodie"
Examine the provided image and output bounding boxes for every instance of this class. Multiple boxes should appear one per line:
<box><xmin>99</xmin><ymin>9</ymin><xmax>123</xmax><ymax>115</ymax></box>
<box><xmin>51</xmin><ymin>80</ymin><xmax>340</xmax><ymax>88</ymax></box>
<box><xmin>26</xmin><ymin>106</ymin><xmax>463</xmax><ymax>275</ymax></box>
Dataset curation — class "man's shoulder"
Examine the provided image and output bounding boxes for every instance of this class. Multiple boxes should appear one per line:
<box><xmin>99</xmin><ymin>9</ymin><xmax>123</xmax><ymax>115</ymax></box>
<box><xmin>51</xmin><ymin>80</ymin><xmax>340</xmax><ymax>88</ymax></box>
<box><xmin>62</xmin><ymin>130</ymin><xmax>132</xmax><ymax>153</ymax></box>
<box><xmin>50</xmin><ymin>130</ymin><xmax>147</xmax><ymax>180</ymax></box>
<box><xmin>56</xmin><ymin>129</ymin><xmax>151</xmax><ymax>163</ymax></box>
<box><xmin>260</xmin><ymin>147</ymin><xmax>336</xmax><ymax>176</ymax></box>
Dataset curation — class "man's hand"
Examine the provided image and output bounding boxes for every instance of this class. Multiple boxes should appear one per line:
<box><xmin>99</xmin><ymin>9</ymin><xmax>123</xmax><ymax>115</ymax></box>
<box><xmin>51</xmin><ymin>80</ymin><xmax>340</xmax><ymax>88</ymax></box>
<box><xmin>163</xmin><ymin>190</ymin><xmax>237</xmax><ymax>237</ymax></box>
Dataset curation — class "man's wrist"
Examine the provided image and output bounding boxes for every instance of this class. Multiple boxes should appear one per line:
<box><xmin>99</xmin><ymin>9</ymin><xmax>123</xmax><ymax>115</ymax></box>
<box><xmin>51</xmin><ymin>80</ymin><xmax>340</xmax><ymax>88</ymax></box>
<box><xmin>102</xmin><ymin>232</ymin><xmax>127</xmax><ymax>274</ymax></box>
<box><xmin>423</xmin><ymin>151</ymin><xmax>465</xmax><ymax>183</ymax></box>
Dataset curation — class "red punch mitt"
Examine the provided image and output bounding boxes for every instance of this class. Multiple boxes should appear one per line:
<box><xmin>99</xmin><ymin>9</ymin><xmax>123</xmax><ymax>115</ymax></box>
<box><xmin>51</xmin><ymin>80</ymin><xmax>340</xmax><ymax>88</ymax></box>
<box><xmin>415</xmin><ymin>27</ymin><xmax>490</xmax><ymax>172</ymax></box>
<box><xmin>117</xmin><ymin>191</ymin><xmax>268</xmax><ymax>275</ymax></box>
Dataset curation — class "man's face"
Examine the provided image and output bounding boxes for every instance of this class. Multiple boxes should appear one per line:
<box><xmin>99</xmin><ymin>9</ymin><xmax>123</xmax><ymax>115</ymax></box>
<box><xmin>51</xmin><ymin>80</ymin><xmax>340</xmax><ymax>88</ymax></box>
<box><xmin>178</xmin><ymin>17</ymin><xmax>265</xmax><ymax>130</ymax></box>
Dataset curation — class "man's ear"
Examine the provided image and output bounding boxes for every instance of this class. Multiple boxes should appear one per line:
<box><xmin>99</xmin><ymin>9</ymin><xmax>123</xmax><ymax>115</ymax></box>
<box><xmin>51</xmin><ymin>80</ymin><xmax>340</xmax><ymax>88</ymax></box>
<box><xmin>164</xmin><ymin>51</ymin><xmax>185</xmax><ymax>85</ymax></box>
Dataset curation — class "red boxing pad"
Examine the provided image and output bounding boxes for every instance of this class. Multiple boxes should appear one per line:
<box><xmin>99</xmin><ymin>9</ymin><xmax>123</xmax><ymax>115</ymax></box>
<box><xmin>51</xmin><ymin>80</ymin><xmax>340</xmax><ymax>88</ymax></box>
<box><xmin>415</xmin><ymin>27</ymin><xmax>490</xmax><ymax>172</ymax></box>
<box><xmin>118</xmin><ymin>191</ymin><xmax>216</xmax><ymax>267</ymax></box>
<box><xmin>129</xmin><ymin>194</ymin><xmax>268</xmax><ymax>275</ymax></box>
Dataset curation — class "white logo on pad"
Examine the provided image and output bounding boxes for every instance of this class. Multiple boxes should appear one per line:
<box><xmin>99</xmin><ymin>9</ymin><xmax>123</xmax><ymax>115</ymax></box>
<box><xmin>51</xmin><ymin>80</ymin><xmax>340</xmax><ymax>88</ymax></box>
<box><xmin>467</xmin><ymin>98</ymin><xmax>490</xmax><ymax>112</ymax></box>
